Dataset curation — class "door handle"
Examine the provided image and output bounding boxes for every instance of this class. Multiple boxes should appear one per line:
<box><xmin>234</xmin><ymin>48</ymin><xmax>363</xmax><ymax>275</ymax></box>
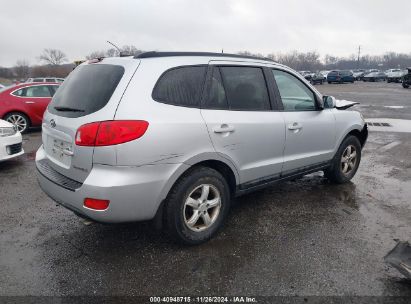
<box><xmin>288</xmin><ymin>122</ymin><xmax>303</xmax><ymax>131</ymax></box>
<box><xmin>25</xmin><ymin>101</ymin><xmax>35</xmax><ymax>104</ymax></box>
<box><xmin>213</xmin><ymin>124</ymin><xmax>235</xmax><ymax>133</ymax></box>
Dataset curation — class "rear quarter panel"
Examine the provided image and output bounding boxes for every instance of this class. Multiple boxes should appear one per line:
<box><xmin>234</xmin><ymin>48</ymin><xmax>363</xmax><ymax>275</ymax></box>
<box><xmin>113</xmin><ymin>58</ymin><xmax>217</xmax><ymax>167</ymax></box>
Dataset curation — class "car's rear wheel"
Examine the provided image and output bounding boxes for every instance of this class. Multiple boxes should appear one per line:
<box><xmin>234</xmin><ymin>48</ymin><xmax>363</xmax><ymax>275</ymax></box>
<box><xmin>164</xmin><ymin>167</ymin><xmax>231</xmax><ymax>245</ymax></box>
<box><xmin>403</xmin><ymin>83</ymin><xmax>409</xmax><ymax>88</ymax></box>
<box><xmin>4</xmin><ymin>112</ymin><xmax>30</xmax><ymax>133</ymax></box>
<box><xmin>325</xmin><ymin>135</ymin><xmax>362</xmax><ymax>184</ymax></box>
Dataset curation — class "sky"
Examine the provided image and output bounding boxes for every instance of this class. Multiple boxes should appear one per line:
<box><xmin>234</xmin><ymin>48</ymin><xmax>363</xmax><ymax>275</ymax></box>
<box><xmin>0</xmin><ymin>0</ymin><xmax>410</xmax><ymax>67</ymax></box>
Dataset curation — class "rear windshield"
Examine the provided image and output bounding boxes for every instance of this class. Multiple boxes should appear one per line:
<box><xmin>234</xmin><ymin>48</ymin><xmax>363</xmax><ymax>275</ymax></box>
<box><xmin>328</xmin><ymin>71</ymin><xmax>339</xmax><ymax>76</ymax></box>
<box><xmin>48</xmin><ymin>64</ymin><xmax>124</xmax><ymax>118</ymax></box>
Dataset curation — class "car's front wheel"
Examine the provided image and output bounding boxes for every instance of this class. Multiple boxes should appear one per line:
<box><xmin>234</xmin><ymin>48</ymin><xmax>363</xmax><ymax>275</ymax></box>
<box><xmin>325</xmin><ymin>135</ymin><xmax>362</xmax><ymax>184</ymax></box>
<box><xmin>164</xmin><ymin>167</ymin><xmax>231</xmax><ymax>245</ymax></box>
<box><xmin>4</xmin><ymin>112</ymin><xmax>30</xmax><ymax>133</ymax></box>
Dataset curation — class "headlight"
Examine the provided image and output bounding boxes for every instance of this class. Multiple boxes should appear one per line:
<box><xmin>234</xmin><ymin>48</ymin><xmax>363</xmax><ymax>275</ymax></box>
<box><xmin>0</xmin><ymin>126</ymin><xmax>17</xmax><ymax>137</ymax></box>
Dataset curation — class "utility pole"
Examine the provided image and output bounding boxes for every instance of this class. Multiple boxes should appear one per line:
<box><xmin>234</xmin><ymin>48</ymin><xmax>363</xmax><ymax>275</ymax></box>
<box><xmin>357</xmin><ymin>45</ymin><xmax>361</xmax><ymax>69</ymax></box>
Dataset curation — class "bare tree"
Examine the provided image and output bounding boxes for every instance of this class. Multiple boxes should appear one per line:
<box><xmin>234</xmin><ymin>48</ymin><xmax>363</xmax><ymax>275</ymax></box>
<box><xmin>121</xmin><ymin>45</ymin><xmax>143</xmax><ymax>56</ymax></box>
<box><xmin>39</xmin><ymin>48</ymin><xmax>67</xmax><ymax>65</ymax></box>
<box><xmin>86</xmin><ymin>50</ymin><xmax>106</xmax><ymax>60</ymax></box>
<box><xmin>14</xmin><ymin>60</ymin><xmax>30</xmax><ymax>79</ymax></box>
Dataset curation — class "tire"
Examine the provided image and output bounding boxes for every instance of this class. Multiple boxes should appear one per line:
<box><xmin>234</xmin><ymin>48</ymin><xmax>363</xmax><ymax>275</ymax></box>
<box><xmin>328</xmin><ymin>81</ymin><xmax>331</xmax><ymax>84</ymax></box>
<box><xmin>164</xmin><ymin>166</ymin><xmax>231</xmax><ymax>245</ymax></box>
<box><xmin>4</xmin><ymin>112</ymin><xmax>30</xmax><ymax>133</ymax></box>
<box><xmin>324</xmin><ymin>135</ymin><xmax>362</xmax><ymax>184</ymax></box>
<box><xmin>403</xmin><ymin>83</ymin><xmax>409</xmax><ymax>89</ymax></box>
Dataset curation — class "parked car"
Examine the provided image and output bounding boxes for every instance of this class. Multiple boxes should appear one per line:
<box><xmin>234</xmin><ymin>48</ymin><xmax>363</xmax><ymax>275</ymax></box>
<box><xmin>327</xmin><ymin>70</ymin><xmax>355</xmax><ymax>83</ymax></box>
<box><xmin>0</xmin><ymin>82</ymin><xmax>60</xmax><ymax>133</ymax></box>
<box><xmin>402</xmin><ymin>68</ymin><xmax>411</xmax><ymax>88</ymax></box>
<box><xmin>298</xmin><ymin>71</ymin><xmax>314</xmax><ymax>81</ymax></box>
<box><xmin>26</xmin><ymin>77</ymin><xmax>65</xmax><ymax>83</ymax></box>
<box><xmin>310</xmin><ymin>72</ymin><xmax>325</xmax><ymax>85</ymax></box>
<box><xmin>387</xmin><ymin>69</ymin><xmax>407</xmax><ymax>83</ymax></box>
<box><xmin>352</xmin><ymin>70</ymin><xmax>366</xmax><ymax>81</ymax></box>
<box><xmin>36</xmin><ymin>52</ymin><xmax>367</xmax><ymax>244</ymax></box>
<box><xmin>362</xmin><ymin>72</ymin><xmax>387</xmax><ymax>82</ymax></box>
<box><xmin>0</xmin><ymin>119</ymin><xmax>24</xmax><ymax>161</ymax></box>
<box><xmin>319</xmin><ymin>71</ymin><xmax>330</xmax><ymax>80</ymax></box>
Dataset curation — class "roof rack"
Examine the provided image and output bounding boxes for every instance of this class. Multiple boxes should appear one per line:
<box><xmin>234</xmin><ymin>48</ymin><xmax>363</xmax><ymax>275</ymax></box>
<box><xmin>134</xmin><ymin>51</ymin><xmax>274</xmax><ymax>62</ymax></box>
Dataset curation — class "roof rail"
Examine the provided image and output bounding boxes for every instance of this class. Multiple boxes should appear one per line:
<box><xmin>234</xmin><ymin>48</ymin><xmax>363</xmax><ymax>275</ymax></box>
<box><xmin>134</xmin><ymin>51</ymin><xmax>274</xmax><ymax>62</ymax></box>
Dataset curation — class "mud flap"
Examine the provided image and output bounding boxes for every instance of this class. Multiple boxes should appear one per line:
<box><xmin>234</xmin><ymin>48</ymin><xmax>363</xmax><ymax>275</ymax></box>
<box><xmin>384</xmin><ymin>241</ymin><xmax>411</xmax><ymax>279</ymax></box>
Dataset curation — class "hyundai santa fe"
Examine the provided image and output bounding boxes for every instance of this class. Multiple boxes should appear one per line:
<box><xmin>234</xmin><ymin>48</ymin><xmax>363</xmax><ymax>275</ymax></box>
<box><xmin>36</xmin><ymin>52</ymin><xmax>368</xmax><ymax>244</ymax></box>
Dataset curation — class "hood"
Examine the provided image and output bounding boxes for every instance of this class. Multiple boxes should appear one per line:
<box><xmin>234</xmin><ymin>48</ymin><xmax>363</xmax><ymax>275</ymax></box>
<box><xmin>335</xmin><ymin>99</ymin><xmax>360</xmax><ymax>110</ymax></box>
<box><xmin>0</xmin><ymin>119</ymin><xmax>15</xmax><ymax>128</ymax></box>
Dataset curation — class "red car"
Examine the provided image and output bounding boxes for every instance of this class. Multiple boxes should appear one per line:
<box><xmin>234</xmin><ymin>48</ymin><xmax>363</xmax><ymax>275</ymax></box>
<box><xmin>0</xmin><ymin>82</ymin><xmax>59</xmax><ymax>133</ymax></box>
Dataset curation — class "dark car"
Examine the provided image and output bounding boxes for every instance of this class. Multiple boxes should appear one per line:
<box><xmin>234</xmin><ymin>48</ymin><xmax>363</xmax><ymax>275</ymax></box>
<box><xmin>298</xmin><ymin>71</ymin><xmax>314</xmax><ymax>81</ymax></box>
<box><xmin>327</xmin><ymin>70</ymin><xmax>355</xmax><ymax>84</ymax></box>
<box><xmin>363</xmin><ymin>72</ymin><xmax>387</xmax><ymax>82</ymax></box>
<box><xmin>352</xmin><ymin>70</ymin><xmax>366</xmax><ymax>81</ymax></box>
<box><xmin>403</xmin><ymin>68</ymin><xmax>411</xmax><ymax>88</ymax></box>
<box><xmin>310</xmin><ymin>72</ymin><xmax>324</xmax><ymax>85</ymax></box>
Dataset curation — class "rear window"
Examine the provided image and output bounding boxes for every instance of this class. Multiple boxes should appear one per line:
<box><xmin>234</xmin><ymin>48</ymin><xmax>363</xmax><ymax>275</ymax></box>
<box><xmin>152</xmin><ymin>66</ymin><xmax>207</xmax><ymax>107</ymax></box>
<box><xmin>48</xmin><ymin>64</ymin><xmax>124</xmax><ymax>118</ymax></box>
<box><xmin>328</xmin><ymin>71</ymin><xmax>339</xmax><ymax>76</ymax></box>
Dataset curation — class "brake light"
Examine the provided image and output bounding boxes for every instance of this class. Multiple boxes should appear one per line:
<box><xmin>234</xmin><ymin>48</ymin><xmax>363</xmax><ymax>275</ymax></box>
<box><xmin>75</xmin><ymin>120</ymin><xmax>149</xmax><ymax>146</ymax></box>
<box><xmin>84</xmin><ymin>198</ymin><xmax>110</xmax><ymax>210</ymax></box>
<box><xmin>75</xmin><ymin>122</ymin><xmax>100</xmax><ymax>146</ymax></box>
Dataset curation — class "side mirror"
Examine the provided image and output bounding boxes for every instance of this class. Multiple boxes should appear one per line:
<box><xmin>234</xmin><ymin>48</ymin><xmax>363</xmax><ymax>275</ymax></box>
<box><xmin>323</xmin><ymin>95</ymin><xmax>336</xmax><ymax>109</ymax></box>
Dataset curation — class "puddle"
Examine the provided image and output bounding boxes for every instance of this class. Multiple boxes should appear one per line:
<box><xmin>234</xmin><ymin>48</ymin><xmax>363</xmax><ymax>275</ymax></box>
<box><xmin>366</xmin><ymin>118</ymin><xmax>411</xmax><ymax>133</ymax></box>
<box><xmin>24</xmin><ymin>150</ymin><xmax>36</xmax><ymax>161</ymax></box>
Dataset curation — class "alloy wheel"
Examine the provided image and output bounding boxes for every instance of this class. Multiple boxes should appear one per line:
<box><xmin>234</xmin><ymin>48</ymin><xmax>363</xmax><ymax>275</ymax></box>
<box><xmin>6</xmin><ymin>114</ymin><xmax>27</xmax><ymax>133</ymax></box>
<box><xmin>341</xmin><ymin>145</ymin><xmax>357</xmax><ymax>175</ymax></box>
<box><xmin>183</xmin><ymin>184</ymin><xmax>221</xmax><ymax>232</ymax></box>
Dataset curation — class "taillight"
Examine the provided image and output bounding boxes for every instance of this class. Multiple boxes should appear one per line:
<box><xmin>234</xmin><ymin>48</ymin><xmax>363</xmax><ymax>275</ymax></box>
<box><xmin>84</xmin><ymin>198</ymin><xmax>110</xmax><ymax>210</ymax></box>
<box><xmin>75</xmin><ymin>120</ymin><xmax>149</xmax><ymax>146</ymax></box>
<box><xmin>75</xmin><ymin>122</ymin><xmax>100</xmax><ymax>146</ymax></box>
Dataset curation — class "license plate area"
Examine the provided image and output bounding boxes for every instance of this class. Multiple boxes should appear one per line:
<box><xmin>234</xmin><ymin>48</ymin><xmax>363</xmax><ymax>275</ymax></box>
<box><xmin>46</xmin><ymin>136</ymin><xmax>73</xmax><ymax>168</ymax></box>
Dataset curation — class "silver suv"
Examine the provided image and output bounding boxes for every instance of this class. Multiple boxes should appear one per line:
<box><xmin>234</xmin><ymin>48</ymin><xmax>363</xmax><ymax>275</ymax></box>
<box><xmin>36</xmin><ymin>52</ymin><xmax>368</xmax><ymax>244</ymax></box>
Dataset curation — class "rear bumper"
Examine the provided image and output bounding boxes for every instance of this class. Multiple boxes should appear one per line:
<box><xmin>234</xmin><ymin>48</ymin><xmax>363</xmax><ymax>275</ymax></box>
<box><xmin>36</xmin><ymin>145</ymin><xmax>188</xmax><ymax>223</ymax></box>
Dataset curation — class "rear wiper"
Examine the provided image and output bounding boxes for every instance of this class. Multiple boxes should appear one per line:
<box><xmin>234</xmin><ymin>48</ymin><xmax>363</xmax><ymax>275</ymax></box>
<box><xmin>54</xmin><ymin>106</ymin><xmax>85</xmax><ymax>112</ymax></box>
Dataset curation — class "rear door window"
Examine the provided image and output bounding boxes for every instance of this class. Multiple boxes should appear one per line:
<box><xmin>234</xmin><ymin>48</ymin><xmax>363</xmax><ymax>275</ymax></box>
<box><xmin>219</xmin><ymin>66</ymin><xmax>270</xmax><ymax>111</ymax></box>
<box><xmin>26</xmin><ymin>85</ymin><xmax>52</xmax><ymax>97</ymax></box>
<box><xmin>48</xmin><ymin>64</ymin><xmax>125</xmax><ymax>118</ymax></box>
<box><xmin>152</xmin><ymin>66</ymin><xmax>207</xmax><ymax>107</ymax></box>
<box><xmin>204</xmin><ymin>67</ymin><xmax>228</xmax><ymax>110</ymax></box>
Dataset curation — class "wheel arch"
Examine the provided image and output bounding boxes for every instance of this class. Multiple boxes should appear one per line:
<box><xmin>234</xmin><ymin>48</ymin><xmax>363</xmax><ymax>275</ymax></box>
<box><xmin>153</xmin><ymin>156</ymin><xmax>239</xmax><ymax>229</ymax></box>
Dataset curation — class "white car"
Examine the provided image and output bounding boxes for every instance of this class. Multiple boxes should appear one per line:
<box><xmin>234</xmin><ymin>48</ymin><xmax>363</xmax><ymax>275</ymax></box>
<box><xmin>0</xmin><ymin>119</ymin><xmax>24</xmax><ymax>161</ymax></box>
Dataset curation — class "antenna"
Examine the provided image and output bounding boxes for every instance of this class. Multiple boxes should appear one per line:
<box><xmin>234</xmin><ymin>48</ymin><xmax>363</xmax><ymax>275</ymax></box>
<box><xmin>107</xmin><ymin>40</ymin><xmax>122</xmax><ymax>57</ymax></box>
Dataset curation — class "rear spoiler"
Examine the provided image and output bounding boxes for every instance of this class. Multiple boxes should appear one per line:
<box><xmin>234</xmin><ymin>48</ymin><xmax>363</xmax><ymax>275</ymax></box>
<box><xmin>335</xmin><ymin>99</ymin><xmax>360</xmax><ymax>110</ymax></box>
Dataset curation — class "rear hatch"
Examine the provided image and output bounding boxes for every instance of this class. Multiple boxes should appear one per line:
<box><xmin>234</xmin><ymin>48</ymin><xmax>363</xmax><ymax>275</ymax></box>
<box><xmin>41</xmin><ymin>58</ymin><xmax>140</xmax><ymax>182</ymax></box>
